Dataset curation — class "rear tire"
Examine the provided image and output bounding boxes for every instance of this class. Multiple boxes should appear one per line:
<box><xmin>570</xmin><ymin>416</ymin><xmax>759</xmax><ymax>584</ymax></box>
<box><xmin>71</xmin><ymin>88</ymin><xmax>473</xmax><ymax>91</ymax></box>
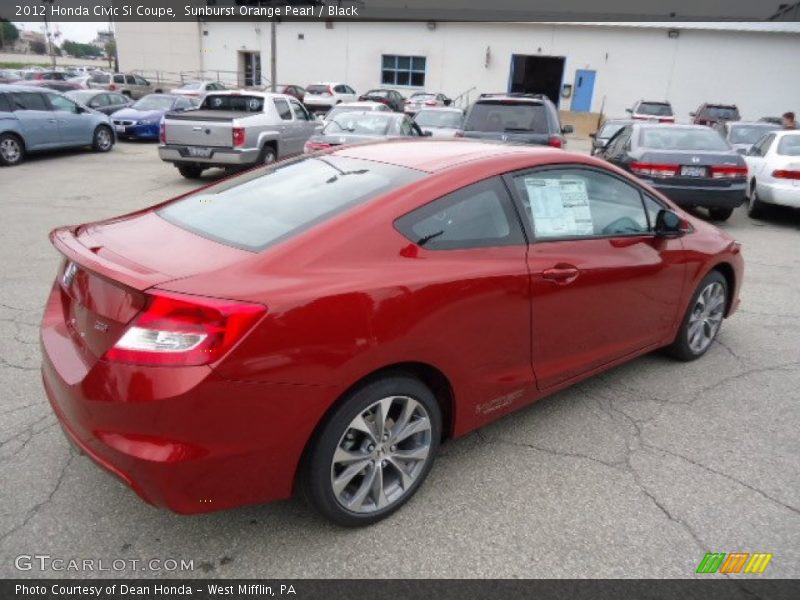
<box><xmin>301</xmin><ymin>375</ymin><xmax>442</xmax><ymax>526</ymax></box>
<box><xmin>665</xmin><ymin>270</ymin><xmax>728</xmax><ymax>361</ymax></box>
<box><xmin>708</xmin><ymin>207</ymin><xmax>733</xmax><ymax>221</ymax></box>
<box><xmin>258</xmin><ymin>145</ymin><xmax>277</xmax><ymax>165</ymax></box>
<box><xmin>747</xmin><ymin>182</ymin><xmax>766</xmax><ymax>219</ymax></box>
<box><xmin>91</xmin><ymin>125</ymin><xmax>114</xmax><ymax>152</ymax></box>
<box><xmin>177</xmin><ymin>165</ymin><xmax>204</xmax><ymax>179</ymax></box>
<box><xmin>0</xmin><ymin>133</ymin><xmax>25</xmax><ymax>166</ymax></box>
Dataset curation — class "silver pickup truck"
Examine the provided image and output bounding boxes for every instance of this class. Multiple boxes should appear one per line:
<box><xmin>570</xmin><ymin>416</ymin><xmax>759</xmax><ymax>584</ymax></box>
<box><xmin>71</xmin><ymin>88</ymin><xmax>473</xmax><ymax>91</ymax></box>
<box><xmin>158</xmin><ymin>91</ymin><xmax>320</xmax><ymax>178</ymax></box>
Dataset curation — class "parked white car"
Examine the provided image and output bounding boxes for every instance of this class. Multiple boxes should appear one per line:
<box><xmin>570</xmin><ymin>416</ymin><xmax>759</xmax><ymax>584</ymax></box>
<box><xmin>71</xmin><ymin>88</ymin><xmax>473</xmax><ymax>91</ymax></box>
<box><xmin>404</xmin><ymin>92</ymin><xmax>452</xmax><ymax>115</ymax></box>
<box><xmin>170</xmin><ymin>80</ymin><xmax>227</xmax><ymax>99</ymax></box>
<box><xmin>412</xmin><ymin>107</ymin><xmax>464</xmax><ymax>138</ymax></box>
<box><xmin>302</xmin><ymin>82</ymin><xmax>357</xmax><ymax>114</ymax></box>
<box><xmin>320</xmin><ymin>101</ymin><xmax>390</xmax><ymax>124</ymax></box>
<box><xmin>744</xmin><ymin>130</ymin><xmax>800</xmax><ymax>218</ymax></box>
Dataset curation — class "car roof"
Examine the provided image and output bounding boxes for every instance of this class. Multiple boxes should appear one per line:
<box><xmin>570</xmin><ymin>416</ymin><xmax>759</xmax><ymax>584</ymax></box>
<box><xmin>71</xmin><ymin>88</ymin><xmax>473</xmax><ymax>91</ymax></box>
<box><xmin>0</xmin><ymin>83</ymin><xmax>58</xmax><ymax>94</ymax></box>
<box><xmin>635</xmin><ymin>123</ymin><xmax>709</xmax><ymax>131</ymax></box>
<box><xmin>334</xmin><ymin>139</ymin><xmax>565</xmax><ymax>173</ymax></box>
<box><xmin>476</xmin><ymin>93</ymin><xmax>548</xmax><ymax>104</ymax></box>
<box><xmin>335</xmin><ymin>101</ymin><xmax>384</xmax><ymax>107</ymax></box>
<box><xmin>415</xmin><ymin>107</ymin><xmax>463</xmax><ymax>113</ymax></box>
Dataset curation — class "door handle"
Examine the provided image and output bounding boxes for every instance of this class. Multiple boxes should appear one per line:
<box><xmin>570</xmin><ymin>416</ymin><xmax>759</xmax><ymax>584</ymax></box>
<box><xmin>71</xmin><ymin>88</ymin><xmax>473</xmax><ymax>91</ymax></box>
<box><xmin>542</xmin><ymin>264</ymin><xmax>580</xmax><ymax>284</ymax></box>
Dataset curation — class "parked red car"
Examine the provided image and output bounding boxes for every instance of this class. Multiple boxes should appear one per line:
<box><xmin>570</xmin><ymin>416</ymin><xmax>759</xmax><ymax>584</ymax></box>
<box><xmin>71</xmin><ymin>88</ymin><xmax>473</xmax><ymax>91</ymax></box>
<box><xmin>41</xmin><ymin>140</ymin><xmax>743</xmax><ymax>526</ymax></box>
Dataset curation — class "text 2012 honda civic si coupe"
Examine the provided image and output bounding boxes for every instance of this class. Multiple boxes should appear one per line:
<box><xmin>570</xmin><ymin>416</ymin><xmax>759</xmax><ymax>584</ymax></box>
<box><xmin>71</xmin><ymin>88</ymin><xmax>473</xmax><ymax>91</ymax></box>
<box><xmin>40</xmin><ymin>140</ymin><xmax>743</xmax><ymax>526</ymax></box>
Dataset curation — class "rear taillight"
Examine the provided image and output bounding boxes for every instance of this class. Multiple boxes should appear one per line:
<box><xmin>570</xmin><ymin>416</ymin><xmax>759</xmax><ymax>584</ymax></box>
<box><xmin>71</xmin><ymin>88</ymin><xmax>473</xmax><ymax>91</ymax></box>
<box><xmin>232</xmin><ymin>127</ymin><xmax>246</xmax><ymax>147</ymax></box>
<box><xmin>711</xmin><ymin>165</ymin><xmax>748</xmax><ymax>179</ymax></box>
<box><xmin>159</xmin><ymin>120</ymin><xmax>166</xmax><ymax>144</ymax></box>
<box><xmin>424</xmin><ymin>100</ymin><xmax>437</xmax><ymax>106</ymax></box>
<box><xmin>304</xmin><ymin>141</ymin><xmax>332</xmax><ymax>153</ymax></box>
<box><xmin>109</xmin><ymin>84</ymin><xmax>116</xmax><ymax>91</ymax></box>
<box><xmin>547</xmin><ymin>136</ymin><xmax>563</xmax><ymax>148</ymax></box>
<box><xmin>772</xmin><ymin>169</ymin><xmax>800</xmax><ymax>180</ymax></box>
<box><xmin>454</xmin><ymin>130</ymin><xmax>464</xmax><ymax>138</ymax></box>
<box><xmin>659</xmin><ymin>117</ymin><xmax>675</xmax><ymax>123</ymax></box>
<box><xmin>104</xmin><ymin>290</ymin><xmax>265</xmax><ymax>367</ymax></box>
<box><xmin>630</xmin><ymin>162</ymin><xmax>680</xmax><ymax>178</ymax></box>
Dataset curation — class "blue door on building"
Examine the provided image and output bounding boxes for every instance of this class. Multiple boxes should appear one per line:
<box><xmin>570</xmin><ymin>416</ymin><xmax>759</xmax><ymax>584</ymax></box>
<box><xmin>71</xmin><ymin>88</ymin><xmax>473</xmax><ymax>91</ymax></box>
<box><xmin>571</xmin><ymin>69</ymin><xmax>596</xmax><ymax>112</ymax></box>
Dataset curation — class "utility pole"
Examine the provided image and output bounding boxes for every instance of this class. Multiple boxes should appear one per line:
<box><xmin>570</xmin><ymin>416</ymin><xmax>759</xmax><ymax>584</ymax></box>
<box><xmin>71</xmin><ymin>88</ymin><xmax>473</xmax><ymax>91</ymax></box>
<box><xmin>270</xmin><ymin>20</ymin><xmax>276</xmax><ymax>92</ymax></box>
<box><xmin>41</xmin><ymin>0</ymin><xmax>56</xmax><ymax>68</ymax></box>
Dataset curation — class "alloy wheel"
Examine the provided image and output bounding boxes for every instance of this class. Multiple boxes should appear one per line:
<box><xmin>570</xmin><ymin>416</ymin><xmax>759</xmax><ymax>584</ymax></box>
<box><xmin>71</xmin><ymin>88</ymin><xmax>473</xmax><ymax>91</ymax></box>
<box><xmin>330</xmin><ymin>395</ymin><xmax>432</xmax><ymax>514</ymax></box>
<box><xmin>96</xmin><ymin>128</ymin><xmax>112</xmax><ymax>150</ymax></box>
<box><xmin>0</xmin><ymin>138</ymin><xmax>21</xmax><ymax>163</ymax></box>
<box><xmin>687</xmin><ymin>281</ymin><xmax>726</xmax><ymax>354</ymax></box>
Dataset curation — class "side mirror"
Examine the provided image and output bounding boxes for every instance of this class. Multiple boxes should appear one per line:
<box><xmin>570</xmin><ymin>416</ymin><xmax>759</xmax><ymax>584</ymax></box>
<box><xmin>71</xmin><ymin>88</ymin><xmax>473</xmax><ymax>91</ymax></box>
<box><xmin>444</xmin><ymin>99</ymin><xmax>452</xmax><ymax>106</ymax></box>
<box><xmin>625</xmin><ymin>108</ymin><xmax>633</xmax><ymax>114</ymax></box>
<box><xmin>561</xmin><ymin>124</ymin><xmax>574</xmax><ymax>134</ymax></box>
<box><xmin>588</xmin><ymin>132</ymin><xmax>597</xmax><ymax>139</ymax></box>
<box><xmin>689</xmin><ymin>112</ymin><xmax>696</xmax><ymax>117</ymax></box>
<box><xmin>654</xmin><ymin>209</ymin><xmax>683</xmax><ymax>237</ymax></box>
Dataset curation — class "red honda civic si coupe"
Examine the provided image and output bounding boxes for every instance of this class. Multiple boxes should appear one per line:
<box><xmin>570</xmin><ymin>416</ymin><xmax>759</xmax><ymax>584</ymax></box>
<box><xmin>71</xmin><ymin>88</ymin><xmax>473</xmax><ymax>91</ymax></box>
<box><xmin>41</xmin><ymin>140</ymin><xmax>743</xmax><ymax>526</ymax></box>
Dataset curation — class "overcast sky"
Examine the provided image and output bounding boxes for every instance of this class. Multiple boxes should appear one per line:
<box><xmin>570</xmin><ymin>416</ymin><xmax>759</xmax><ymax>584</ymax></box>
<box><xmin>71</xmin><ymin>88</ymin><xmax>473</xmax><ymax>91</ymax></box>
<box><xmin>15</xmin><ymin>21</ymin><xmax>107</xmax><ymax>44</ymax></box>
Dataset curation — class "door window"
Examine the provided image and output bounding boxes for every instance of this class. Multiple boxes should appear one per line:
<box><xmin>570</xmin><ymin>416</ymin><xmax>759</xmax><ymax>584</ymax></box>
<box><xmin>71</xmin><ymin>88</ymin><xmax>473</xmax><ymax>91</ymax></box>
<box><xmin>113</xmin><ymin>75</ymin><xmax>125</xmax><ymax>84</ymax></box>
<box><xmin>174</xmin><ymin>97</ymin><xmax>193</xmax><ymax>110</ymax></box>
<box><xmin>274</xmin><ymin>98</ymin><xmax>292</xmax><ymax>120</ymax></box>
<box><xmin>49</xmin><ymin>95</ymin><xmax>80</xmax><ymax>114</ymax></box>
<box><xmin>289</xmin><ymin>100</ymin><xmax>311</xmax><ymax>121</ymax></box>
<box><xmin>0</xmin><ymin>93</ymin><xmax>10</xmax><ymax>113</ymax></box>
<box><xmin>394</xmin><ymin>177</ymin><xmax>525</xmax><ymax>250</ymax></box>
<box><xmin>134</xmin><ymin>76</ymin><xmax>148</xmax><ymax>86</ymax></box>
<box><xmin>126</xmin><ymin>75</ymin><xmax>137</xmax><ymax>85</ymax></box>
<box><xmin>89</xmin><ymin>94</ymin><xmax>110</xmax><ymax>108</ymax></box>
<box><xmin>511</xmin><ymin>167</ymin><xmax>651</xmax><ymax>240</ymax></box>
<box><xmin>752</xmin><ymin>133</ymin><xmax>775</xmax><ymax>157</ymax></box>
<box><xmin>10</xmin><ymin>92</ymin><xmax>49</xmax><ymax>111</ymax></box>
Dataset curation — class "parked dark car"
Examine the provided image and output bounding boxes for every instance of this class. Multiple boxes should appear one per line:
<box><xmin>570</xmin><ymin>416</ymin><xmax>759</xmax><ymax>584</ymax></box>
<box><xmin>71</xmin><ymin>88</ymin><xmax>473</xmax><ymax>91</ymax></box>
<box><xmin>303</xmin><ymin>111</ymin><xmax>427</xmax><ymax>152</ymax></box>
<box><xmin>280</xmin><ymin>84</ymin><xmax>306</xmax><ymax>101</ymax></box>
<box><xmin>462</xmin><ymin>93</ymin><xmax>573</xmax><ymax>148</ymax></box>
<box><xmin>358</xmin><ymin>89</ymin><xmax>406</xmax><ymax>112</ymax></box>
<box><xmin>111</xmin><ymin>93</ymin><xmax>199</xmax><ymax>140</ymax></box>
<box><xmin>759</xmin><ymin>117</ymin><xmax>783</xmax><ymax>126</ymax></box>
<box><xmin>691</xmin><ymin>103</ymin><xmax>740</xmax><ymax>127</ymax></box>
<box><xmin>66</xmin><ymin>90</ymin><xmax>134</xmax><ymax>116</ymax></box>
<box><xmin>714</xmin><ymin>121</ymin><xmax>781</xmax><ymax>154</ymax></box>
<box><xmin>589</xmin><ymin>118</ymin><xmax>633</xmax><ymax>155</ymax></box>
<box><xmin>599</xmin><ymin>123</ymin><xmax>747</xmax><ymax>221</ymax></box>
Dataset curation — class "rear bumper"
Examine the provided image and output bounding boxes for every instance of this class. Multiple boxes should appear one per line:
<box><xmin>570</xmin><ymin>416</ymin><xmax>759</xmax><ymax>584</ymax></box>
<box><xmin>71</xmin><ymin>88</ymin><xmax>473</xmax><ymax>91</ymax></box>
<box><xmin>758</xmin><ymin>182</ymin><xmax>800</xmax><ymax>208</ymax></box>
<box><xmin>40</xmin><ymin>283</ymin><xmax>335</xmax><ymax>514</ymax></box>
<box><xmin>650</xmin><ymin>182</ymin><xmax>747</xmax><ymax>209</ymax></box>
<box><xmin>159</xmin><ymin>144</ymin><xmax>260</xmax><ymax>167</ymax></box>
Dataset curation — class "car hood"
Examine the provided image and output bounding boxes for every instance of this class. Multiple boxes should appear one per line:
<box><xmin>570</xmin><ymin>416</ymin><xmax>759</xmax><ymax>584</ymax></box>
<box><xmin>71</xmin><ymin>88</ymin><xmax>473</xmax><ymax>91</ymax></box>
<box><xmin>111</xmin><ymin>107</ymin><xmax>164</xmax><ymax>120</ymax></box>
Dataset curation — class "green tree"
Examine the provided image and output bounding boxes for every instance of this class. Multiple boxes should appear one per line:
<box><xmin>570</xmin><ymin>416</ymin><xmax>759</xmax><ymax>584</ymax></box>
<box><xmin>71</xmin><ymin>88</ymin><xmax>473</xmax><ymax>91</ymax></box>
<box><xmin>105</xmin><ymin>39</ymin><xmax>117</xmax><ymax>71</ymax></box>
<box><xmin>62</xmin><ymin>40</ymin><xmax>100</xmax><ymax>58</ymax></box>
<box><xmin>0</xmin><ymin>19</ymin><xmax>20</xmax><ymax>49</ymax></box>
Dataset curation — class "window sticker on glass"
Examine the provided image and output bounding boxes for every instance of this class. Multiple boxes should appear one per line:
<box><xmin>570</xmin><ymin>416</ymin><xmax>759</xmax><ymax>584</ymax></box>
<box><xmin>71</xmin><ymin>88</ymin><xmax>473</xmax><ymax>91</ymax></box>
<box><xmin>524</xmin><ymin>178</ymin><xmax>593</xmax><ymax>237</ymax></box>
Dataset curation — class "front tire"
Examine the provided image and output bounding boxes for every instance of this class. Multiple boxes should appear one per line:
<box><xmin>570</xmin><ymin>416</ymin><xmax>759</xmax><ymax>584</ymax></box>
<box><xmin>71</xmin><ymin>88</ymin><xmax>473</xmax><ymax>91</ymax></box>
<box><xmin>302</xmin><ymin>375</ymin><xmax>442</xmax><ymax>526</ymax></box>
<box><xmin>666</xmin><ymin>271</ymin><xmax>728</xmax><ymax>361</ymax></box>
<box><xmin>91</xmin><ymin>125</ymin><xmax>114</xmax><ymax>152</ymax></box>
<box><xmin>258</xmin><ymin>145</ymin><xmax>277</xmax><ymax>165</ymax></box>
<box><xmin>708</xmin><ymin>207</ymin><xmax>733</xmax><ymax>221</ymax></box>
<box><xmin>0</xmin><ymin>133</ymin><xmax>24</xmax><ymax>166</ymax></box>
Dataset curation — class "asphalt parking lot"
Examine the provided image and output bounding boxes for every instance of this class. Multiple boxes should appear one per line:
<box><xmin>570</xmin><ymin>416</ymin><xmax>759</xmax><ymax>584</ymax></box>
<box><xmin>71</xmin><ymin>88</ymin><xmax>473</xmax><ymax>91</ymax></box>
<box><xmin>0</xmin><ymin>139</ymin><xmax>798</xmax><ymax>579</ymax></box>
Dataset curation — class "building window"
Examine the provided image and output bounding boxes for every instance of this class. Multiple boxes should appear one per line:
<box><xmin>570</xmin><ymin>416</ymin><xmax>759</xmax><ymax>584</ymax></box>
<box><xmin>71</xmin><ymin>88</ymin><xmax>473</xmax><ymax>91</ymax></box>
<box><xmin>381</xmin><ymin>55</ymin><xmax>426</xmax><ymax>87</ymax></box>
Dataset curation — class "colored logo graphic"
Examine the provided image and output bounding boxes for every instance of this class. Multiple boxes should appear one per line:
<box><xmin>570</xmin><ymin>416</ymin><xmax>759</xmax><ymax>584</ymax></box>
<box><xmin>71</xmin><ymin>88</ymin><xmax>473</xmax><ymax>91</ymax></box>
<box><xmin>696</xmin><ymin>552</ymin><xmax>773</xmax><ymax>574</ymax></box>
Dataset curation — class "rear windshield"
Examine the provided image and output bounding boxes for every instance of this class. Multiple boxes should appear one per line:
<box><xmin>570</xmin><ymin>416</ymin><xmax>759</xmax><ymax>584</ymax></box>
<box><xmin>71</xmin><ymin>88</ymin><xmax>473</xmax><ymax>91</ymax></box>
<box><xmin>158</xmin><ymin>156</ymin><xmax>424</xmax><ymax>251</ymax></box>
<box><xmin>364</xmin><ymin>89</ymin><xmax>390</xmax><ymax>97</ymax></box>
<box><xmin>306</xmin><ymin>85</ymin><xmax>330</xmax><ymax>94</ymax></box>
<box><xmin>323</xmin><ymin>113</ymin><xmax>395</xmax><ymax>135</ymax></box>
<box><xmin>201</xmin><ymin>94</ymin><xmax>264</xmax><ymax>112</ymax></box>
<box><xmin>640</xmin><ymin>127</ymin><xmax>730</xmax><ymax>151</ymax></box>
<box><xmin>700</xmin><ymin>106</ymin><xmax>738</xmax><ymax>119</ymax></box>
<box><xmin>637</xmin><ymin>103</ymin><xmax>673</xmax><ymax>116</ymax></box>
<box><xmin>729</xmin><ymin>124</ymin><xmax>779</xmax><ymax>144</ymax></box>
<box><xmin>465</xmin><ymin>101</ymin><xmax>548</xmax><ymax>133</ymax></box>
<box><xmin>777</xmin><ymin>135</ymin><xmax>800</xmax><ymax>156</ymax></box>
<box><xmin>324</xmin><ymin>106</ymin><xmax>377</xmax><ymax>121</ymax></box>
<box><xmin>414</xmin><ymin>110</ymin><xmax>463</xmax><ymax>129</ymax></box>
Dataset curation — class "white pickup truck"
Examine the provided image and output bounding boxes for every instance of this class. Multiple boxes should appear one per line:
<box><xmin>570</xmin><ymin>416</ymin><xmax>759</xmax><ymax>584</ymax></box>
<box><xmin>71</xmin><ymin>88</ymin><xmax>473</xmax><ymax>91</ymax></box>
<box><xmin>158</xmin><ymin>91</ymin><xmax>320</xmax><ymax>178</ymax></box>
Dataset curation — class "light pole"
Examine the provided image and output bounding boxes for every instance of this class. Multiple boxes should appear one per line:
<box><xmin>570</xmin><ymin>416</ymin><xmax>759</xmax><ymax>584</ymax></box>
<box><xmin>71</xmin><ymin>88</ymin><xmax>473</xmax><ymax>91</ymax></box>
<box><xmin>41</xmin><ymin>0</ymin><xmax>56</xmax><ymax>68</ymax></box>
<box><xmin>270</xmin><ymin>20</ymin><xmax>276</xmax><ymax>92</ymax></box>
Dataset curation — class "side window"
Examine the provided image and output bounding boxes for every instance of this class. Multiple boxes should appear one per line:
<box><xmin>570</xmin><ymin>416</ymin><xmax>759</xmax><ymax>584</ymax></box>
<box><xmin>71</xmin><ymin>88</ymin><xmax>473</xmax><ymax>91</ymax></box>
<box><xmin>113</xmin><ymin>75</ymin><xmax>125</xmax><ymax>84</ymax></box>
<box><xmin>175</xmin><ymin>98</ymin><xmax>192</xmax><ymax>110</ymax></box>
<box><xmin>10</xmin><ymin>92</ymin><xmax>49</xmax><ymax>112</ymax></box>
<box><xmin>333</xmin><ymin>85</ymin><xmax>345</xmax><ymax>94</ymax></box>
<box><xmin>512</xmin><ymin>168</ymin><xmax>649</xmax><ymax>240</ymax></box>
<box><xmin>134</xmin><ymin>76</ymin><xmax>147</xmax><ymax>86</ymax></box>
<box><xmin>605</xmin><ymin>126</ymin><xmax>631</xmax><ymax>156</ymax></box>
<box><xmin>89</xmin><ymin>94</ymin><xmax>109</xmax><ymax>107</ymax></box>
<box><xmin>346</xmin><ymin>86</ymin><xmax>356</xmax><ymax>95</ymax></box>
<box><xmin>0</xmin><ymin>93</ymin><xmax>11</xmax><ymax>113</ymax></box>
<box><xmin>394</xmin><ymin>177</ymin><xmax>525</xmax><ymax>250</ymax></box>
<box><xmin>113</xmin><ymin>94</ymin><xmax>130</xmax><ymax>104</ymax></box>
<box><xmin>641</xmin><ymin>194</ymin><xmax>664</xmax><ymax>231</ymax></box>
<box><xmin>398</xmin><ymin>118</ymin><xmax>413</xmax><ymax>136</ymax></box>
<box><xmin>755</xmin><ymin>134</ymin><xmax>775</xmax><ymax>156</ymax></box>
<box><xmin>49</xmin><ymin>95</ymin><xmax>79</xmax><ymax>114</ymax></box>
<box><xmin>274</xmin><ymin>98</ymin><xmax>292</xmax><ymax>120</ymax></box>
<box><xmin>126</xmin><ymin>75</ymin><xmax>137</xmax><ymax>85</ymax></box>
<box><xmin>289</xmin><ymin>100</ymin><xmax>310</xmax><ymax>121</ymax></box>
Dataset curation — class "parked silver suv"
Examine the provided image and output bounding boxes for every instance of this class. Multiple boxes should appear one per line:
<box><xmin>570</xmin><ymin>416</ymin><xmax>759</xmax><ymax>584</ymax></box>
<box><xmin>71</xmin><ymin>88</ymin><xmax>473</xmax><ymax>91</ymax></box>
<box><xmin>88</xmin><ymin>72</ymin><xmax>162</xmax><ymax>99</ymax></box>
